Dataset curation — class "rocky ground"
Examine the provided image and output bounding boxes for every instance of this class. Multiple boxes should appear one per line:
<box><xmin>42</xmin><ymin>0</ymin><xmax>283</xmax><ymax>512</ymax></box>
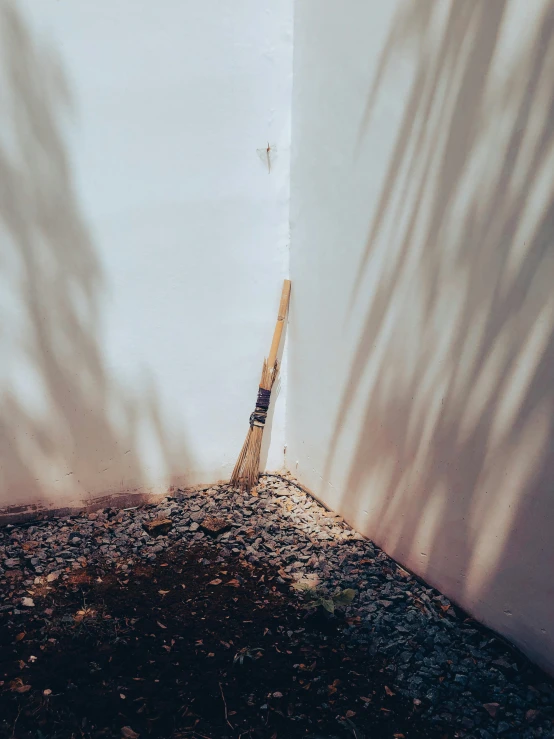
<box><xmin>0</xmin><ymin>474</ymin><xmax>553</xmax><ymax>738</ymax></box>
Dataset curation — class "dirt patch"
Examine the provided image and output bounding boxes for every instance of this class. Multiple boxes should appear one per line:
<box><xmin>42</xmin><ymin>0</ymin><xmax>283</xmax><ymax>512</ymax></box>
<box><xmin>0</xmin><ymin>539</ymin><xmax>447</xmax><ymax>739</ymax></box>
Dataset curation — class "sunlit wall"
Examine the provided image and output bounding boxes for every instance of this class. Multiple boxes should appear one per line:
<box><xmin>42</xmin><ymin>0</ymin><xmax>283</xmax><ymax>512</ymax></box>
<box><xmin>288</xmin><ymin>0</ymin><xmax>554</xmax><ymax>673</ymax></box>
<box><xmin>0</xmin><ymin>0</ymin><xmax>292</xmax><ymax>516</ymax></box>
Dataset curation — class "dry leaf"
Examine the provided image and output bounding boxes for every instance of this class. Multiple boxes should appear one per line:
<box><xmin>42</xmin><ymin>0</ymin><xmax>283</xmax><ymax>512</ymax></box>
<box><xmin>74</xmin><ymin>608</ymin><xmax>96</xmax><ymax>624</ymax></box>
<box><xmin>226</xmin><ymin>579</ymin><xmax>240</xmax><ymax>587</ymax></box>
<box><xmin>346</xmin><ymin>616</ymin><xmax>361</xmax><ymax>626</ymax></box>
<box><xmin>384</xmin><ymin>685</ymin><xmax>395</xmax><ymax>696</ymax></box>
<box><xmin>209</xmin><ymin>579</ymin><xmax>222</xmax><ymax>586</ymax></box>
<box><xmin>158</xmin><ymin>590</ymin><xmax>170</xmax><ymax>596</ymax></box>
<box><xmin>15</xmin><ymin>632</ymin><xmax>26</xmax><ymax>642</ymax></box>
<box><xmin>157</xmin><ymin>621</ymin><xmax>167</xmax><ymax>629</ymax></box>
<box><xmin>21</xmin><ymin>597</ymin><xmax>35</xmax><ymax>608</ymax></box>
<box><xmin>121</xmin><ymin>728</ymin><xmax>140</xmax><ymax>739</ymax></box>
<box><xmin>483</xmin><ymin>703</ymin><xmax>499</xmax><ymax>717</ymax></box>
<box><xmin>345</xmin><ymin>710</ymin><xmax>356</xmax><ymax>718</ymax></box>
<box><xmin>10</xmin><ymin>679</ymin><xmax>31</xmax><ymax>693</ymax></box>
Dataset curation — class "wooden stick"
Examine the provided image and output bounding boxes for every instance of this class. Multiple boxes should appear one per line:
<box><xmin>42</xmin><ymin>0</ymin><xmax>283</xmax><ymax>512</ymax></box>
<box><xmin>218</xmin><ymin>682</ymin><xmax>234</xmax><ymax>731</ymax></box>
<box><xmin>230</xmin><ymin>279</ymin><xmax>291</xmax><ymax>492</ymax></box>
<box><xmin>267</xmin><ymin>279</ymin><xmax>291</xmax><ymax>367</ymax></box>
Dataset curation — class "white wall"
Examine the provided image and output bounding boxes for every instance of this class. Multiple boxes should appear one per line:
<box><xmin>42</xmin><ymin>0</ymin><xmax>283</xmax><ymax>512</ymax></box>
<box><xmin>0</xmin><ymin>0</ymin><xmax>292</xmax><ymax>515</ymax></box>
<box><xmin>288</xmin><ymin>0</ymin><xmax>554</xmax><ymax>673</ymax></box>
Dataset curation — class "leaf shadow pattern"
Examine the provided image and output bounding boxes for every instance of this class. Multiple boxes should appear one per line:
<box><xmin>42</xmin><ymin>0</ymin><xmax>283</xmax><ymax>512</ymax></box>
<box><xmin>325</xmin><ymin>0</ymin><xmax>554</xmax><ymax>670</ymax></box>
<box><xmin>0</xmin><ymin>1</ymin><xmax>191</xmax><ymax>518</ymax></box>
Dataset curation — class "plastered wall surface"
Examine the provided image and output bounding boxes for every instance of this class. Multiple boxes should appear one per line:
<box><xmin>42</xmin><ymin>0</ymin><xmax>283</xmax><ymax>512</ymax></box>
<box><xmin>287</xmin><ymin>0</ymin><xmax>554</xmax><ymax>674</ymax></box>
<box><xmin>0</xmin><ymin>0</ymin><xmax>292</xmax><ymax>516</ymax></box>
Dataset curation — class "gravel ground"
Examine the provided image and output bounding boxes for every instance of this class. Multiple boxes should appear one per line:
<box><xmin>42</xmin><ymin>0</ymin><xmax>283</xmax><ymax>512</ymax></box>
<box><xmin>1</xmin><ymin>473</ymin><xmax>553</xmax><ymax>738</ymax></box>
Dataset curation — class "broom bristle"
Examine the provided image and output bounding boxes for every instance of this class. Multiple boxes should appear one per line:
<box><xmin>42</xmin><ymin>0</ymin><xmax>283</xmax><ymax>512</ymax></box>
<box><xmin>230</xmin><ymin>359</ymin><xmax>277</xmax><ymax>492</ymax></box>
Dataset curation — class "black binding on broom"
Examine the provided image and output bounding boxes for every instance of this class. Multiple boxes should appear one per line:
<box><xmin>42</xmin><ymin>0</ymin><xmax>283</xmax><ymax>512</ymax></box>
<box><xmin>249</xmin><ymin>387</ymin><xmax>271</xmax><ymax>428</ymax></box>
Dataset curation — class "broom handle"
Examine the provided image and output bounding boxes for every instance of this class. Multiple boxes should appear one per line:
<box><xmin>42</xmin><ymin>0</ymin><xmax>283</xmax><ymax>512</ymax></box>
<box><xmin>267</xmin><ymin>279</ymin><xmax>291</xmax><ymax>367</ymax></box>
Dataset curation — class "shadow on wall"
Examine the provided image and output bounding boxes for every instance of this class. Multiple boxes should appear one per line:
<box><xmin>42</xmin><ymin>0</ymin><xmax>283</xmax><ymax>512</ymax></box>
<box><xmin>0</xmin><ymin>2</ymin><xmax>190</xmax><ymax>518</ymax></box>
<box><xmin>326</xmin><ymin>0</ymin><xmax>554</xmax><ymax>665</ymax></box>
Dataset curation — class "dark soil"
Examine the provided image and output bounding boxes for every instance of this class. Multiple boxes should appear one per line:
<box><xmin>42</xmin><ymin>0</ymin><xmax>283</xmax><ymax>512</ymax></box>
<box><xmin>0</xmin><ymin>538</ymin><xmax>451</xmax><ymax>739</ymax></box>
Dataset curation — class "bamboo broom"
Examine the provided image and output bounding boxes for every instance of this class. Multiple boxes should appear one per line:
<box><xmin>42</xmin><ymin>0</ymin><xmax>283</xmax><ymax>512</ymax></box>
<box><xmin>230</xmin><ymin>279</ymin><xmax>291</xmax><ymax>493</ymax></box>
